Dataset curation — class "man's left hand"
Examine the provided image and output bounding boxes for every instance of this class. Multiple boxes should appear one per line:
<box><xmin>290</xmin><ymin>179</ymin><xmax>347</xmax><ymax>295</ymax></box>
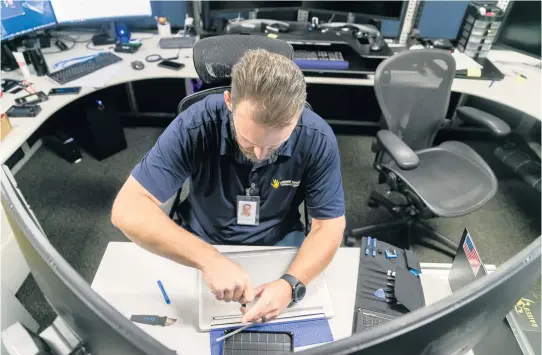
<box><xmin>240</xmin><ymin>279</ymin><xmax>292</xmax><ymax>323</ymax></box>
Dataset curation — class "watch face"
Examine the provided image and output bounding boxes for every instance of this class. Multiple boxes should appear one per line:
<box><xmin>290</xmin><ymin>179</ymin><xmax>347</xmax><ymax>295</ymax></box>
<box><xmin>295</xmin><ymin>284</ymin><xmax>306</xmax><ymax>301</ymax></box>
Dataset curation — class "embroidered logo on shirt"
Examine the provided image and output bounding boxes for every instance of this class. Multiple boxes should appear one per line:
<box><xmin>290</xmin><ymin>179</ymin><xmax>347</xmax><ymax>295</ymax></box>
<box><xmin>271</xmin><ymin>179</ymin><xmax>300</xmax><ymax>189</ymax></box>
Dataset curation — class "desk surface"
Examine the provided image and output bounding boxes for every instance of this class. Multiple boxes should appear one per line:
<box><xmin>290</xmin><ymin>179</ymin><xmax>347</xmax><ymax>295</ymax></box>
<box><xmin>92</xmin><ymin>243</ymin><xmax>513</xmax><ymax>355</ymax></box>
<box><xmin>1</xmin><ymin>32</ymin><xmax>540</xmax><ymax>165</ymax></box>
<box><xmin>91</xmin><ymin>242</ymin><xmax>360</xmax><ymax>354</ymax></box>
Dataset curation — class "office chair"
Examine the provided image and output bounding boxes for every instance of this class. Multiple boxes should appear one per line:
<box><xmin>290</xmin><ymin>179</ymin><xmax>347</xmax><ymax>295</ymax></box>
<box><xmin>344</xmin><ymin>49</ymin><xmax>511</xmax><ymax>254</ymax></box>
<box><xmin>167</xmin><ymin>35</ymin><xmax>312</xmax><ymax>235</ymax></box>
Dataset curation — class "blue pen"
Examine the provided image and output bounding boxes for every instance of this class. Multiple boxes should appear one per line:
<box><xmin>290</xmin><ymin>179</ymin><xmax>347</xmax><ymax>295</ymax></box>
<box><xmin>157</xmin><ymin>280</ymin><xmax>171</xmax><ymax>304</ymax></box>
<box><xmin>372</xmin><ymin>238</ymin><xmax>377</xmax><ymax>257</ymax></box>
<box><xmin>365</xmin><ymin>237</ymin><xmax>371</xmax><ymax>256</ymax></box>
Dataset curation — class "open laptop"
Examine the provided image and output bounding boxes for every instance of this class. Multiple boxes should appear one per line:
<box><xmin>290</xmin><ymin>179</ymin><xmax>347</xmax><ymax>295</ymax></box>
<box><xmin>198</xmin><ymin>248</ymin><xmax>335</xmax><ymax>331</ymax></box>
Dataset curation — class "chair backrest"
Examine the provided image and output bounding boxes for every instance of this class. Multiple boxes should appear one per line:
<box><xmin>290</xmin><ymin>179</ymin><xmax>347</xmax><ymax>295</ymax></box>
<box><xmin>178</xmin><ymin>34</ymin><xmax>295</xmax><ymax>114</ymax></box>
<box><xmin>374</xmin><ymin>49</ymin><xmax>456</xmax><ymax>151</ymax></box>
<box><xmin>193</xmin><ymin>34</ymin><xmax>294</xmax><ymax>85</ymax></box>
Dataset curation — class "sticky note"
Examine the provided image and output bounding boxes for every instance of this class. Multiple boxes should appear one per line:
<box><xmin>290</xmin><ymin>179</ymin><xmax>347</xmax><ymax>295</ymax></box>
<box><xmin>467</xmin><ymin>68</ymin><xmax>482</xmax><ymax>77</ymax></box>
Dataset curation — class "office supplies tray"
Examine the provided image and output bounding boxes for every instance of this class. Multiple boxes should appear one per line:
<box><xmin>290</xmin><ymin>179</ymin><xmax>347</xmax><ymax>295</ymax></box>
<box><xmin>356</xmin><ymin>237</ymin><xmax>424</xmax><ymax>318</ymax></box>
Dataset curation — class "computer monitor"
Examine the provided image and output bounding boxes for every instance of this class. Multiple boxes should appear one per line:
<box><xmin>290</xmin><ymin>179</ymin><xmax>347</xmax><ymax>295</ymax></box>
<box><xmin>0</xmin><ymin>166</ymin><xmax>174</xmax><ymax>355</ymax></box>
<box><xmin>1</xmin><ymin>1</ymin><xmax>57</xmax><ymax>41</ymax></box>
<box><xmin>496</xmin><ymin>0</ymin><xmax>541</xmax><ymax>59</ymax></box>
<box><xmin>207</xmin><ymin>1</ymin><xmax>302</xmax><ymax>14</ymax></box>
<box><xmin>2</xmin><ymin>161</ymin><xmax>541</xmax><ymax>354</ymax></box>
<box><xmin>49</xmin><ymin>0</ymin><xmax>152</xmax><ymax>24</ymax></box>
<box><xmin>301</xmin><ymin>1</ymin><xmax>405</xmax><ymax>20</ymax></box>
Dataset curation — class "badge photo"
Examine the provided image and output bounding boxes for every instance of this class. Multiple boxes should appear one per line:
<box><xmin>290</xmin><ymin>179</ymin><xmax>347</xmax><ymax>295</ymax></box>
<box><xmin>237</xmin><ymin>195</ymin><xmax>260</xmax><ymax>225</ymax></box>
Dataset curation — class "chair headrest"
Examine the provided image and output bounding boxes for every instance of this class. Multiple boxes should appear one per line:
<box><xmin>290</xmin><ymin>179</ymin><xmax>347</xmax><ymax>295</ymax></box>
<box><xmin>193</xmin><ymin>35</ymin><xmax>294</xmax><ymax>85</ymax></box>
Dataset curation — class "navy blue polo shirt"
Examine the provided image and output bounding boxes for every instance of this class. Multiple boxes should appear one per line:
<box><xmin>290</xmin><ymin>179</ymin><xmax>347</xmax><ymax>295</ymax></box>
<box><xmin>131</xmin><ymin>94</ymin><xmax>345</xmax><ymax>245</ymax></box>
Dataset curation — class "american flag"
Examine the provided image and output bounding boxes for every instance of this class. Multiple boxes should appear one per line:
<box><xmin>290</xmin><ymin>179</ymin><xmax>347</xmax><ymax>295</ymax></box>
<box><xmin>463</xmin><ymin>234</ymin><xmax>481</xmax><ymax>276</ymax></box>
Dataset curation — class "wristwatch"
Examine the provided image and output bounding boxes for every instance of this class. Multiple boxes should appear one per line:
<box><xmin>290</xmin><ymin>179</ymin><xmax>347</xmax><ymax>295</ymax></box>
<box><xmin>280</xmin><ymin>274</ymin><xmax>306</xmax><ymax>306</ymax></box>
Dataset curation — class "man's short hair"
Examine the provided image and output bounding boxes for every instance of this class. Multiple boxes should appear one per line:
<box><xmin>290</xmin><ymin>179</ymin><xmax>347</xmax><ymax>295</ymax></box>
<box><xmin>231</xmin><ymin>49</ymin><xmax>307</xmax><ymax>128</ymax></box>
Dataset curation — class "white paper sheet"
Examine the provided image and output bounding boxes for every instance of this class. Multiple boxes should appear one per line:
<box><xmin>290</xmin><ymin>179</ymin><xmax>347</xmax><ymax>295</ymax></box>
<box><xmin>452</xmin><ymin>51</ymin><xmax>483</xmax><ymax>70</ymax></box>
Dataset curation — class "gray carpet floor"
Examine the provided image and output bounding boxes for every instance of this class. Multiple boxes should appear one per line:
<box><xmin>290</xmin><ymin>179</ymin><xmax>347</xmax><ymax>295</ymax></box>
<box><xmin>14</xmin><ymin>127</ymin><xmax>541</xmax><ymax>329</ymax></box>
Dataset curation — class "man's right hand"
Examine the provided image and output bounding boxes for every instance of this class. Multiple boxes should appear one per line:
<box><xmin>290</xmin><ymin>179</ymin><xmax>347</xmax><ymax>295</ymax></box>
<box><xmin>201</xmin><ymin>255</ymin><xmax>255</xmax><ymax>303</ymax></box>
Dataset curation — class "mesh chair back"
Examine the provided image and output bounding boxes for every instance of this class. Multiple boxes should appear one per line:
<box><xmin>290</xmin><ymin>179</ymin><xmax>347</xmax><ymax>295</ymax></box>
<box><xmin>193</xmin><ymin>35</ymin><xmax>294</xmax><ymax>85</ymax></box>
<box><xmin>177</xmin><ymin>86</ymin><xmax>229</xmax><ymax>114</ymax></box>
<box><xmin>374</xmin><ymin>49</ymin><xmax>456</xmax><ymax>151</ymax></box>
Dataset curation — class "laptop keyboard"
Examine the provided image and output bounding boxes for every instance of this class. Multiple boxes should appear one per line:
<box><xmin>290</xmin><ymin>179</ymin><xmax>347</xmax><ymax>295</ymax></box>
<box><xmin>355</xmin><ymin>309</ymin><xmax>395</xmax><ymax>332</ymax></box>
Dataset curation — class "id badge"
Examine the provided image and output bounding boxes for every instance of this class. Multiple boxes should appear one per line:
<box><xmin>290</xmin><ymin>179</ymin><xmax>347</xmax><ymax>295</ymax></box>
<box><xmin>237</xmin><ymin>195</ymin><xmax>260</xmax><ymax>225</ymax></box>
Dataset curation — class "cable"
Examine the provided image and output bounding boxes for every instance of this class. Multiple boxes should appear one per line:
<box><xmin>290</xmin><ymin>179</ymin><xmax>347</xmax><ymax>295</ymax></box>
<box><xmin>52</xmin><ymin>53</ymin><xmax>101</xmax><ymax>69</ymax></box>
<box><xmin>145</xmin><ymin>48</ymin><xmax>182</xmax><ymax>63</ymax></box>
<box><xmin>132</xmin><ymin>33</ymin><xmax>156</xmax><ymax>42</ymax></box>
<box><xmin>85</xmin><ymin>40</ymin><xmax>111</xmax><ymax>51</ymax></box>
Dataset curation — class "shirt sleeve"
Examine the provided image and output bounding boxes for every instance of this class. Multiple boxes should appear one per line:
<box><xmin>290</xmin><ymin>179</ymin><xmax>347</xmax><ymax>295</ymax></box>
<box><xmin>131</xmin><ymin>115</ymin><xmax>193</xmax><ymax>203</ymax></box>
<box><xmin>304</xmin><ymin>136</ymin><xmax>345</xmax><ymax>219</ymax></box>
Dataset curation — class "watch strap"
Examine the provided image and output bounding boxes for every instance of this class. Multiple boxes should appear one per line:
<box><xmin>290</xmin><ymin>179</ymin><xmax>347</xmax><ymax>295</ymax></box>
<box><xmin>281</xmin><ymin>274</ymin><xmax>304</xmax><ymax>305</ymax></box>
<box><xmin>280</xmin><ymin>274</ymin><xmax>299</xmax><ymax>289</ymax></box>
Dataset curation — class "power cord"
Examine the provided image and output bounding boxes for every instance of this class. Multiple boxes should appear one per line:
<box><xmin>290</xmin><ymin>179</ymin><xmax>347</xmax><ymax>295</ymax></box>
<box><xmin>145</xmin><ymin>48</ymin><xmax>182</xmax><ymax>62</ymax></box>
<box><xmin>85</xmin><ymin>40</ymin><xmax>111</xmax><ymax>51</ymax></box>
<box><xmin>132</xmin><ymin>33</ymin><xmax>156</xmax><ymax>42</ymax></box>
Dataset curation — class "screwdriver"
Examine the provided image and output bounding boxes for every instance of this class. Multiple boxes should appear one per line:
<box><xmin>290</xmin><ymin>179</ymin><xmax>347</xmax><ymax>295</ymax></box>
<box><xmin>216</xmin><ymin>322</ymin><xmax>254</xmax><ymax>342</ymax></box>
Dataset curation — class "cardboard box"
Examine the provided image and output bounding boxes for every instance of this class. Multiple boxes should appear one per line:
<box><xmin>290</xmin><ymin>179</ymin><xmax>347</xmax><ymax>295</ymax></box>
<box><xmin>1</xmin><ymin>113</ymin><xmax>13</xmax><ymax>140</ymax></box>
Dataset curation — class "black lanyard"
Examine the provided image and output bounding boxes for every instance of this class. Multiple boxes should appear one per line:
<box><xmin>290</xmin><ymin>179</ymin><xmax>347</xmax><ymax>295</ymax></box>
<box><xmin>246</xmin><ymin>172</ymin><xmax>260</xmax><ymax>196</ymax></box>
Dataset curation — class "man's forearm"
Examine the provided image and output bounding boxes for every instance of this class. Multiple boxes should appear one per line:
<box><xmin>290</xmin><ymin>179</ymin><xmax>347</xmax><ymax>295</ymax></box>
<box><xmin>285</xmin><ymin>221</ymin><xmax>344</xmax><ymax>285</ymax></box>
<box><xmin>111</xmin><ymin>194</ymin><xmax>220</xmax><ymax>270</ymax></box>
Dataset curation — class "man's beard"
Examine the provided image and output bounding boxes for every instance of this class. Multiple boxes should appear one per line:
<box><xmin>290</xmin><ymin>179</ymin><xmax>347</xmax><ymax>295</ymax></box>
<box><xmin>229</xmin><ymin>115</ymin><xmax>278</xmax><ymax>163</ymax></box>
<box><xmin>238</xmin><ymin>145</ymin><xmax>278</xmax><ymax>163</ymax></box>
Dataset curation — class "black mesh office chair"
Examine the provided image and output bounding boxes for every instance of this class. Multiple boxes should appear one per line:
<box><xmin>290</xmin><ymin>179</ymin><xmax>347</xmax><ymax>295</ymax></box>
<box><xmin>168</xmin><ymin>35</ymin><xmax>312</xmax><ymax>234</ymax></box>
<box><xmin>344</xmin><ymin>49</ymin><xmax>511</xmax><ymax>254</ymax></box>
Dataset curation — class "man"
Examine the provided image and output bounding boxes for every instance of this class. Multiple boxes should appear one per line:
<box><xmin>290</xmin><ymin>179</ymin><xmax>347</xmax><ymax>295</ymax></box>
<box><xmin>241</xmin><ymin>204</ymin><xmax>252</xmax><ymax>217</ymax></box>
<box><xmin>111</xmin><ymin>49</ymin><xmax>345</xmax><ymax>324</ymax></box>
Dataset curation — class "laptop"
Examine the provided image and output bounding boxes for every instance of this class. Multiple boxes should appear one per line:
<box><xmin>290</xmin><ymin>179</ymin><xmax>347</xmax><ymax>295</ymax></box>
<box><xmin>198</xmin><ymin>248</ymin><xmax>335</xmax><ymax>331</ymax></box>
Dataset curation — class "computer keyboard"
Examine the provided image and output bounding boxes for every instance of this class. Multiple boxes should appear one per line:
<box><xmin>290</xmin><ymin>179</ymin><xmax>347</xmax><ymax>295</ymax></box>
<box><xmin>355</xmin><ymin>309</ymin><xmax>395</xmax><ymax>332</ymax></box>
<box><xmin>47</xmin><ymin>52</ymin><xmax>123</xmax><ymax>85</ymax></box>
<box><xmin>293</xmin><ymin>50</ymin><xmax>349</xmax><ymax>70</ymax></box>
<box><xmin>159</xmin><ymin>36</ymin><xmax>196</xmax><ymax>49</ymax></box>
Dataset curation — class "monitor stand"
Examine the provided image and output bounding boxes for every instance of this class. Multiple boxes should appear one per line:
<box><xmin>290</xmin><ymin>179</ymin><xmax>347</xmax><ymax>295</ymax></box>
<box><xmin>91</xmin><ymin>21</ymin><xmax>116</xmax><ymax>46</ymax></box>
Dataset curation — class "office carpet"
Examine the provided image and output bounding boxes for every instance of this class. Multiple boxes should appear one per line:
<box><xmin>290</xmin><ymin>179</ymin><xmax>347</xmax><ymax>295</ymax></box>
<box><xmin>14</xmin><ymin>127</ymin><xmax>541</xmax><ymax>330</ymax></box>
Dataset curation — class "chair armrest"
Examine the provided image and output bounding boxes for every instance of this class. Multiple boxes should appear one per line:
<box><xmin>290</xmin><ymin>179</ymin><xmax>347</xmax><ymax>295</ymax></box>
<box><xmin>456</xmin><ymin>106</ymin><xmax>511</xmax><ymax>137</ymax></box>
<box><xmin>376</xmin><ymin>130</ymin><xmax>420</xmax><ymax>170</ymax></box>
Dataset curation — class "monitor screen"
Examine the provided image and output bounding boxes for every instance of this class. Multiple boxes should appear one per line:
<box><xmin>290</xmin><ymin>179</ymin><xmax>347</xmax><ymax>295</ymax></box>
<box><xmin>1</xmin><ymin>1</ymin><xmax>57</xmax><ymax>41</ymax></box>
<box><xmin>208</xmin><ymin>1</ymin><xmax>302</xmax><ymax>13</ymax></box>
<box><xmin>302</xmin><ymin>1</ymin><xmax>404</xmax><ymax>19</ymax></box>
<box><xmin>50</xmin><ymin>0</ymin><xmax>152</xmax><ymax>24</ymax></box>
<box><xmin>497</xmin><ymin>0</ymin><xmax>541</xmax><ymax>59</ymax></box>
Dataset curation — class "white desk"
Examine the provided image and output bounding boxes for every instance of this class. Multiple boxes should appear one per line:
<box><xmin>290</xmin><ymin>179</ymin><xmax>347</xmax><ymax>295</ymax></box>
<box><xmin>91</xmin><ymin>242</ymin><xmax>360</xmax><ymax>354</ymax></box>
<box><xmin>92</xmin><ymin>242</ymin><xmax>504</xmax><ymax>354</ymax></box>
<box><xmin>0</xmin><ymin>32</ymin><xmax>197</xmax><ymax>165</ymax></box>
<box><xmin>1</xmin><ymin>32</ymin><xmax>540</xmax><ymax>166</ymax></box>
